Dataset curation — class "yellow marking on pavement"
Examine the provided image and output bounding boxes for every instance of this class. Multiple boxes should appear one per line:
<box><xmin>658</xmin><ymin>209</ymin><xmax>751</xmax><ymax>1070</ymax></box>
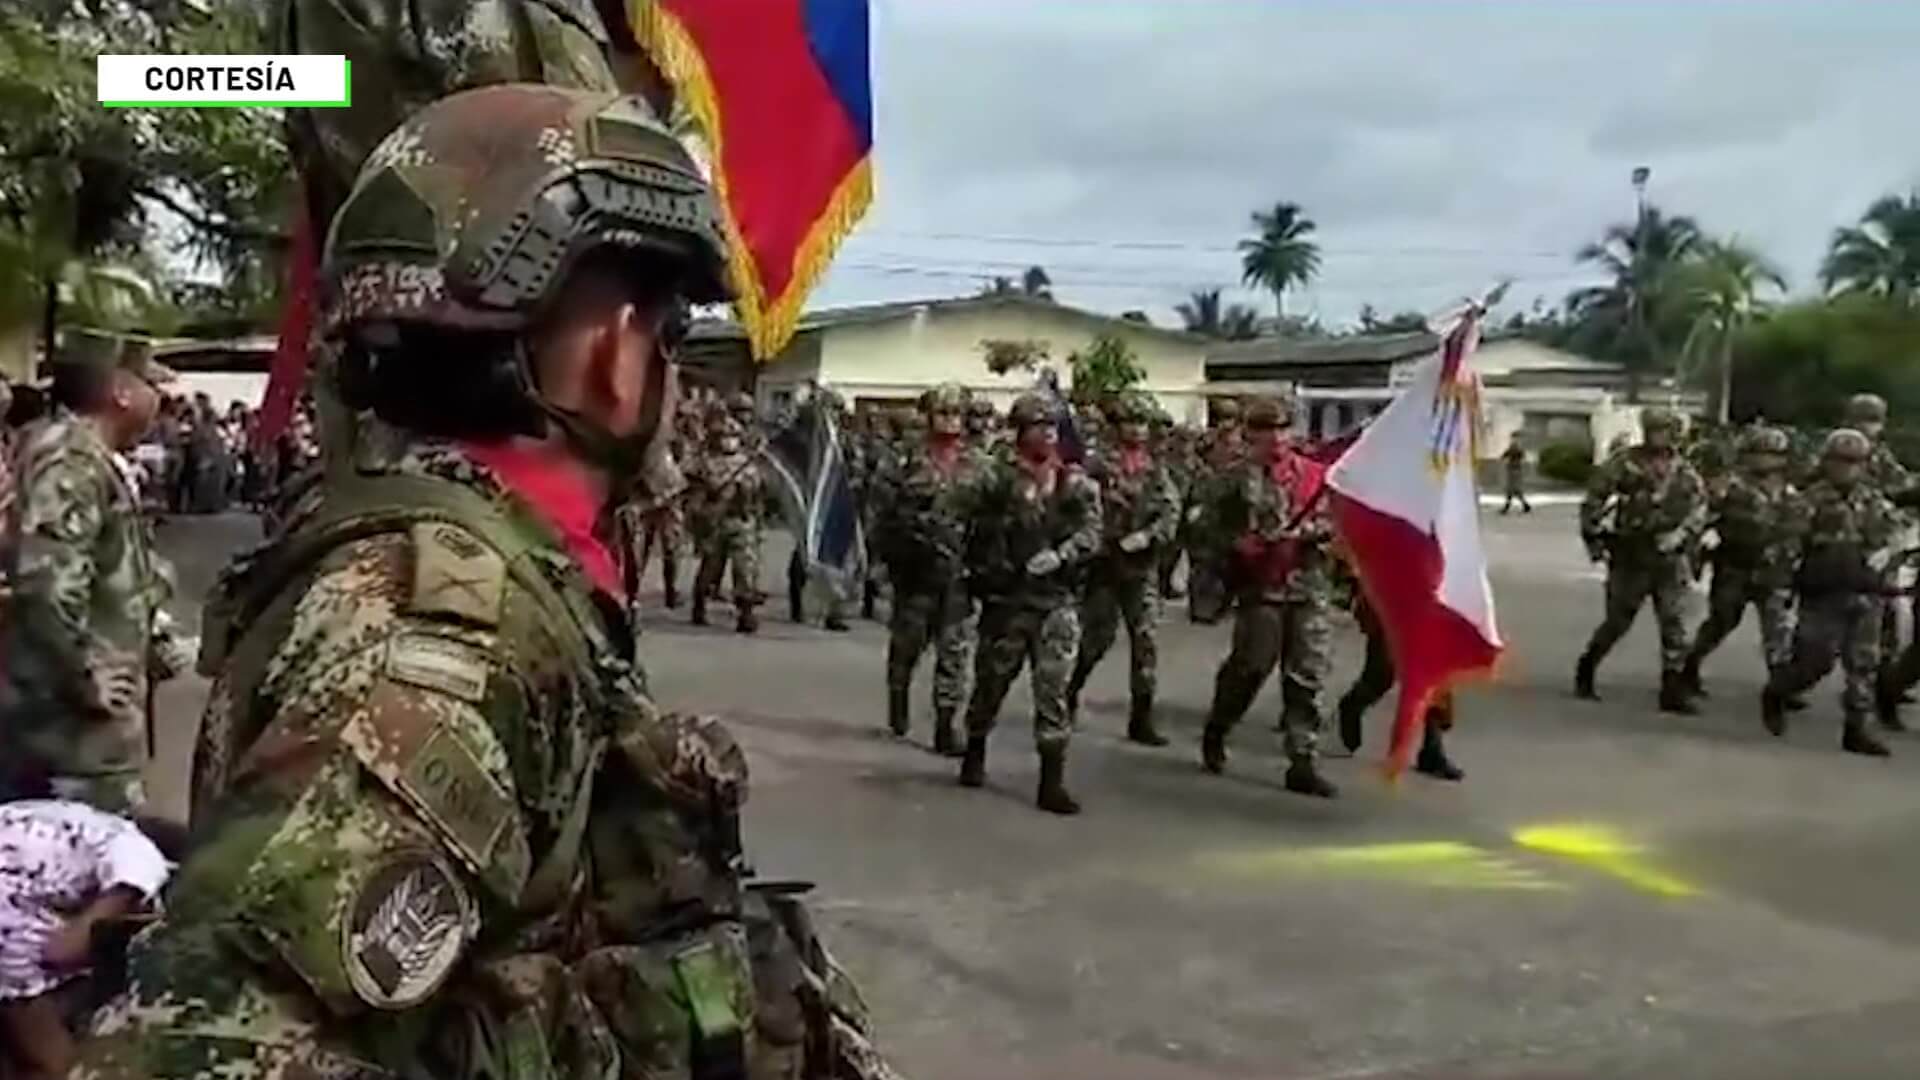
<box><xmin>1201</xmin><ymin>840</ymin><xmax>1566</xmax><ymax>892</ymax></box>
<box><xmin>1511</xmin><ymin>824</ymin><xmax>1699</xmax><ymax>898</ymax></box>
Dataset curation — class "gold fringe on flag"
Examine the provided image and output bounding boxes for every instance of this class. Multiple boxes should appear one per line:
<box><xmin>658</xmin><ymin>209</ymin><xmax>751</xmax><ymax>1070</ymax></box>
<box><xmin>632</xmin><ymin>1</ymin><xmax>875</xmax><ymax>362</ymax></box>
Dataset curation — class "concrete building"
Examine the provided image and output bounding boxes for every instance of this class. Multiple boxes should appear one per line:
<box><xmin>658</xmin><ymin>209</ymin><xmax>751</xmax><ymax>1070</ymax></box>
<box><xmin>1205</xmin><ymin>331</ymin><xmax>1699</xmax><ymax>460</ymax></box>
<box><xmin>698</xmin><ymin>295</ymin><xmax>1212</xmax><ymax>422</ymax></box>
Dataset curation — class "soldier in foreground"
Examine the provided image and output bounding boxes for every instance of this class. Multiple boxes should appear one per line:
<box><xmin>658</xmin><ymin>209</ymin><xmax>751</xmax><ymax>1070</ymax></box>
<box><xmin>1762</xmin><ymin>429</ymin><xmax>1899</xmax><ymax>757</ymax></box>
<box><xmin>1845</xmin><ymin>393</ymin><xmax>1918</xmax><ymax>723</ymax></box>
<box><xmin>871</xmin><ymin>384</ymin><xmax>983</xmax><ymax>753</ymax></box>
<box><xmin>0</xmin><ymin>331</ymin><xmax>189</xmax><ymax>816</ymax></box>
<box><xmin>1678</xmin><ymin>426</ymin><xmax>1798</xmax><ymax>700</ymax></box>
<box><xmin>959</xmin><ymin>392</ymin><xmax>1102</xmax><ymax>814</ymax></box>
<box><xmin>1200</xmin><ymin>395</ymin><xmax>1341</xmax><ymax>799</ymax></box>
<box><xmin>1574</xmin><ymin>409</ymin><xmax>1707</xmax><ymax>713</ymax></box>
<box><xmin>73</xmin><ymin>86</ymin><xmax>896</xmax><ymax>1080</ymax></box>
<box><xmin>1066</xmin><ymin>390</ymin><xmax>1180</xmax><ymax>747</ymax></box>
<box><xmin>689</xmin><ymin>412</ymin><xmax>767</xmax><ymax>632</ymax></box>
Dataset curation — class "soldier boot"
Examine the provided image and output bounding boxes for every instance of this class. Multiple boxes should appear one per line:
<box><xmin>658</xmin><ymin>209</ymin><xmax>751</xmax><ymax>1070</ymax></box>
<box><xmin>959</xmin><ymin>736</ymin><xmax>988</xmax><ymax>787</ymax></box>
<box><xmin>1283</xmin><ymin>758</ymin><xmax>1338</xmax><ymax>799</ymax></box>
<box><xmin>1760</xmin><ymin>687</ymin><xmax>1788</xmax><ymax>737</ymax></box>
<box><xmin>663</xmin><ymin>580</ymin><xmax>681</xmax><ymax>609</ymax></box>
<box><xmin>1036</xmin><ymin>746</ymin><xmax>1081</xmax><ymax>815</ymax></box>
<box><xmin>691</xmin><ymin>594</ymin><xmax>709</xmax><ymax>627</ymax></box>
<box><xmin>1413</xmin><ymin>719</ymin><xmax>1464</xmax><ymax>782</ymax></box>
<box><xmin>1843</xmin><ymin>718</ymin><xmax>1892</xmax><ymax>758</ymax></box>
<box><xmin>736</xmin><ymin>605</ymin><xmax>760</xmax><ymax>635</ymax></box>
<box><xmin>1659</xmin><ymin>671</ymin><xmax>1700</xmax><ymax>716</ymax></box>
<box><xmin>824</xmin><ymin>614</ymin><xmax>851</xmax><ymax>632</ymax></box>
<box><xmin>1575</xmin><ymin>652</ymin><xmax>1601</xmax><ymax>701</ymax></box>
<box><xmin>1127</xmin><ymin>698</ymin><xmax>1168</xmax><ymax>747</ymax></box>
<box><xmin>933</xmin><ymin>709</ymin><xmax>961</xmax><ymax>757</ymax></box>
<box><xmin>1336</xmin><ymin>693</ymin><xmax>1364</xmax><ymax>753</ymax></box>
<box><xmin>1201</xmin><ymin>720</ymin><xmax>1228</xmax><ymax>775</ymax></box>
<box><xmin>887</xmin><ymin>686</ymin><xmax>910</xmax><ymax>737</ymax></box>
<box><xmin>1678</xmin><ymin>655</ymin><xmax>1708</xmax><ymax>700</ymax></box>
<box><xmin>1877</xmin><ymin>689</ymin><xmax>1907</xmax><ymax>733</ymax></box>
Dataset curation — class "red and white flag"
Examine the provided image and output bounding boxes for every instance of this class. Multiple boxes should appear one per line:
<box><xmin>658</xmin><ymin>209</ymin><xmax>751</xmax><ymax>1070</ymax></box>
<box><xmin>1328</xmin><ymin>290</ymin><xmax>1505</xmax><ymax>773</ymax></box>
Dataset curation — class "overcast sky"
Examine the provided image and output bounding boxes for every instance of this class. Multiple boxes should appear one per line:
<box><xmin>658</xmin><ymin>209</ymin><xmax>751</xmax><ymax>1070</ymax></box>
<box><xmin>807</xmin><ymin>0</ymin><xmax>1920</xmax><ymax>329</ymax></box>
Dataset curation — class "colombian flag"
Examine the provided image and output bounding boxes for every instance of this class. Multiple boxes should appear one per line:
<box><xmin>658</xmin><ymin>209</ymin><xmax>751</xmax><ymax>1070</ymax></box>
<box><xmin>634</xmin><ymin>0</ymin><xmax>874</xmax><ymax>360</ymax></box>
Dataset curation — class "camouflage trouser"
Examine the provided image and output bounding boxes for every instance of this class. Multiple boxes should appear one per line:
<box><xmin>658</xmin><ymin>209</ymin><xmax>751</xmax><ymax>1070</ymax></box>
<box><xmin>1188</xmin><ymin>553</ymin><xmax>1229</xmax><ymax>623</ymax></box>
<box><xmin>1686</xmin><ymin>564</ymin><xmax>1794</xmax><ymax>672</ymax></box>
<box><xmin>1582</xmin><ymin>557</ymin><xmax>1691</xmax><ymax>674</ymax></box>
<box><xmin>1069</xmin><ymin>574</ymin><xmax>1160</xmax><ymax>710</ymax></box>
<box><xmin>695</xmin><ymin>521</ymin><xmax>761</xmax><ymax>606</ymax></box>
<box><xmin>966</xmin><ymin>602</ymin><xmax>1078</xmax><ymax>751</ymax></box>
<box><xmin>1770</xmin><ymin>593</ymin><xmax>1882</xmax><ymax>716</ymax></box>
<box><xmin>1209</xmin><ymin>597</ymin><xmax>1333</xmax><ymax>761</ymax></box>
<box><xmin>887</xmin><ymin>583</ymin><xmax>974</xmax><ymax>715</ymax></box>
<box><xmin>636</xmin><ymin>511</ymin><xmax>683</xmax><ymax>597</ymax></box>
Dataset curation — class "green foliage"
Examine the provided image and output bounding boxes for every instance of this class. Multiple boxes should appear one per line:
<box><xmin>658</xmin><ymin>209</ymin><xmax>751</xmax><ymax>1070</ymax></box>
<box><xmin>1239</xmin><ymin>202</ymin><xmax>1320</xmax><ymax>318</ymax></box>
<box><xmin>1729</xmin><ymin>293</ymin><xmax>1920</xmax><ymax>428</ymax></box>
<box><xmin>1537</xmin><ymin>441</ymin><xmax>1596</xmax><ymax>487</ymax></box>
<box><xmin>1176</xmin><ymin>288</ymin><xmax>1260</xmax><ymax>340</ymax></box>
<box><xmin>1067</xmin><ymin>333</ymin><xmax>1146</xmax><ymax>401</ymax></box>
<box><xmin>981</xmin><ymin>338</ymin><xmax>1050</xmax><ymax>375</ymax></box>
<box><xmin>1563</xmin><ymin>207</ymin><xmax>1703</xmax><ymax>397</ymax></box>
<box><xmin>1821</xmin><ymin>192</ymin><xmax>1920</xmax><ymax>303</ymax></box>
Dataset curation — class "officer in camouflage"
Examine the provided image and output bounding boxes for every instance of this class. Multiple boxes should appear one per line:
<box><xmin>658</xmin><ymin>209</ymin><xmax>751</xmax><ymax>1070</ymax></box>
<box><xmin>0</xmin><ymin>330</ymin><xmax>189</xmax><ymax>815</ymax></box>
<box><xmin>1678</xmin><ymin>425</ymin><xmax>1798</xmax><ymax>699</ymax></box>
<box><xmin>1187</xmin><ymin>396</ymin><xmax>1247</xmax><ymax>624</ymax></box>
<box><xmin>689</xmin><ymin>411</ymin><xmax>767</xmax><ymax>632</ymax></box>
<box><xmin>1066</xmin><ymin>390</ymin><xmax>1180</xmax><ymax>746</ymax></box>
<box><xmin>72</xmin><ymin>86</ymin><xmax>897</xmax><ymax>1080</ymax></box>
<box><xmin>1200</xmin><ymin>394</ymin><xmax>1341</xmax><ymax>799</ymax></box>
<box><xmin>1762</xmin><ymin>428</ymin><xmax>1900</xmax><ymax>757</ymax></box>
<box><xmin>959</xmin><ymin>391</ymin><xmax>1103</xmax><ymax>814</ymax></box>
<box><xmin>1575</xmin><ymin>408</ymin><xmax>1708</xmax><ymax>713</ymax></box>
<box><xmin>1152</xmin><ymin>405</ymin><xmax>1191</xmax><ymax>600</ymax></box>
<box><xmin>870</xmin><ymin>382</ymin><xmax>984</xmax><ymax>752</ymax></box>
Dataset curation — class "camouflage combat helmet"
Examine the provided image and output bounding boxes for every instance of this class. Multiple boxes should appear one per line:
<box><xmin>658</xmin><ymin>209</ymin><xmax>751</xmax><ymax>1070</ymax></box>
<box><xmin>1109</xmin><ymin>390</ymin><xmax>1154</xmax><ymax>424</ymax></box>
<box><xmin>1008</xmin><ymin>391</ymin><xmax>1057</xmax><ymax>430</ymax></box>
<box><xmin>708</xmin><ymin>414</ymin><xmax>744</xmax><ymax>443</ymax></box>
<box><xmin>922</xmin><ymin>382</ymin><xmax>970</xmax><ymax>414</ymax></box>
<box><xmin>1210</xmin><ymin>397</ymin><xmax>1243</xmax><ymax>424</ymax></box>
<box><xmin>1740</xmin><ymin>425</ymin><xmax>1791</xmax><ymax>456</ymax></box>
<box><xmin>1823</xmin><ymin>427</ymin><xmax>1872</xmax><ymax>462</ymax></box>
<box><xmin>726</xmin><ymin>391</ymin><xmax>755</xmax><ymax>416</ymax></box>
<box><xmin>1640</xmin><ymin>408</ymin><xmax>1681</xmax><ymax>436</ymax></box>
<box><xmin>1845</xmin><ymin>393</ymin><xmax>1889</xmax><ymax>427</ymax></box>
<box><xmin>322</xmin><ymin>84</ymin><xmax>729</xmax><ymax>341</ymax></box>
<box><xmin>967</xmin><ymin>396</ymin><xmax>997</xmax><ymax>419</ymax></box>
<box><xmin>1244</xmin><ymin>394</ymin><xmax>1292</xmax><ymax>429</ymax></box>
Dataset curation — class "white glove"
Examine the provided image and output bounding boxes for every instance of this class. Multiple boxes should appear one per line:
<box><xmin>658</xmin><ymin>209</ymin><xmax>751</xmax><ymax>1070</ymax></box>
<box><xmin>1868</xmin><ymin>548</ymin><xmax>1894</xmax><ymax>573</ymax></box>
<box><xmin>1026</xmin><ymin>549</ymin><xmax>1064</xmax><ymax>577</ymax></box>
<box><xmin>1118</xmin><ymin>531</ymin><xmax>1151</xmax><ymax>554</ymax></box>
<box><xmin>1654</xmin><ymin>530</ymin><xmax>1685</xmax><ymax>555</ymax></box>
<box><xmin>1185</xmin><ymin>506</ymin><xmax>1203</xmax><ymax>524</ymax></box>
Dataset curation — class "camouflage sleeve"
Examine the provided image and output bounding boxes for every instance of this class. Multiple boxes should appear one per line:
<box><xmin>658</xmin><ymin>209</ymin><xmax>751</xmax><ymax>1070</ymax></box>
<box><xmin>1054</xmin><ymin>470</ymin><xmax>1104</xmax><ymax>566</ymax></box>
<box><xmin>1578</xmin><ymin>454</ymin><xmax>1619</xmax><ymax>537</ymax></box>
<box><xmin>1674</xmin><ymin>464</ymin><xmax>1710</xmax><ymax>539</ymax></box>
<box><xmin>1136</xmin><ymin>465</ymin><xmax>1179</xmax><ymax>547</ymax></box>
<box><xmin>12</xmin><ymin>449</ymin><xmax>110</xmax><ymax>709</ymax></box>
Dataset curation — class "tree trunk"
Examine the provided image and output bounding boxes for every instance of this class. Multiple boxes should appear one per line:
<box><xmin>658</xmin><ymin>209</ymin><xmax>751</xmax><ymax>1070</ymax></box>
<box><xmin>40</xmin><ymin>275</ymin><xmax>58</xmax><ymax>377</ymax></box>
<box><xmin>1716</xmin><ymin>333</ymin><xmax>1733</xmax><ymax>426</ymax></box>
<box><xmin>1274</xmin><ymin>289</ymin><xmax>1285</xmax><ymax>321</ymax></box>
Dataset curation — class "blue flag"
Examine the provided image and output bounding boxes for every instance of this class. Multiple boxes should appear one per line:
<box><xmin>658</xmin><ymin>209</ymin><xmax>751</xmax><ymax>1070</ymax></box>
<box><xmin>763</xmin><ymin>399</ymin><xmax>866</xmax><ymax>600</ymax></box>
<box><xmin>1035</xmin><ymin>368</ymin><xmax>1085</xmax><ymax>465</ymax></box>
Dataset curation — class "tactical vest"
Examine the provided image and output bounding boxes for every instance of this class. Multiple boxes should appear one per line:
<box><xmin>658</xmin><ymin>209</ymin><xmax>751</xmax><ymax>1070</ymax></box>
<box><xmin>196</xmin><ymin>471</ymin><xmax>892</xmax><ymax>1080</ymax></box>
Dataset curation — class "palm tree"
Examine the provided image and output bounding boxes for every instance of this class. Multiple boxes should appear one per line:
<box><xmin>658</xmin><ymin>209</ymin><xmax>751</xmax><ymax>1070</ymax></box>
<box><xmin>1565</xmin><ymin>206</ymin><xmax>1703</xmax><ymax>401</ymax></box>
<box><xmin>1238</xmin><ymin>202</ymin><xmax>1321</xmax><ymax>318</ymax></box>
<box><xmin>1677</xmin><ymin>238</ymin><xmax>1786</xmax><ymax>423</ymax></box>
<box><xmin>1821</xmin><ymin>192</ymin><xmax>1920</xmax><ymax>303</ymax></box>
<box><xmin>1177</xmin><ymin>288</ymin><xmax>1262</xmax><ymax>340</ymax></box>
<box><xmin>1021</xmin><ymin>265</ymin><xmax>1053</xmax><ymax>300</ymax></box>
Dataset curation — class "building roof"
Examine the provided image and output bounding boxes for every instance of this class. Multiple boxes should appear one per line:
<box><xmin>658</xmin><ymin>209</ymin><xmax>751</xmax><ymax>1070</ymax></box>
<box><xmin>691</xmin><ymin>294</ymin><xmax>1206</xmax><ymax>347</ymax></box>
<box><xmin>1205</xmin><ymin>331</ymin><xmax>1438</xmax><ymax>373</ymax></box>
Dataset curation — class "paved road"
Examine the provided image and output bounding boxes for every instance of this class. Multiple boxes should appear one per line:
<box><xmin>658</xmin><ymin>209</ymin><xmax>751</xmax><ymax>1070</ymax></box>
<box><xmin>148</xmin><ymin>507</ymin><xmax>1920</xmax><ymax>1079</ymax></box>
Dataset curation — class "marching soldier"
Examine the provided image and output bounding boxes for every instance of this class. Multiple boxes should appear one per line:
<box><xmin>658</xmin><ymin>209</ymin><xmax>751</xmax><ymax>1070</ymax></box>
<box><xmin>73</xmin><ymin>86</ymin><xmax>897</xmax><ymax>1080</ymax></box>
<box><xmin>1187</xmin><ymin>397</ymin><xmax>1247</xmax><ymax>624</ymax></box>
<box><xmin>870</xmin><ymin>383</ymin><xmax>983</xmax><ymax>752</ymax></box>
<box><xmin>689</xmin><ymin>412</ymin><xmax>767</xmax><ymax>632</ymax></box>
<box><xmin>1200</xmin><ymin>395</ymin><xmax>1341</xmax><ymax>799</ymax></box>
<box><xmin>617</xmin><ymin>441</ymin><xmax>686</xmax><ymax>610</ymax></box>
<box><xmin>1844</xmin><ymin>393</ymin><xmax>1919</xmax><ymax>722</ymax></box>
<box><xmin>1574</xmin><ymin>408</ymin><xmax>1708</xmax><ymax>713</ymax></box>
<box><xmin>958</xmin><ymin>391</ymin><xmax>1102</xmax><ymax>814</ymax></box>
<box><xmin>1499</xmin><ymin>433</ymin><xmax>1532</xmax><ymax>514</ymax></box>
<box><xmin>0</xmin><ymin>330</ymin><xmax>189</xmax><ymax>815</ymax></box>
<box><xmin>1067</xmin><ymin>390</ymin><xmax>1180</xmax><ymax>746</ymax></box>
<box><xmin>1336</xmin><ymin>590</ymin><xmax>1465</xmax><ymax>780</ymax></box>
<box><xmin>1762</xmin><ymin>428</ymin><xmax>1900</xmax><ymax>756</ymax></box>
<box><xmin>1153</xmin><ymin>407</ymin><xmax>1191</xmax><ymax>600</ymax></box>
<box><xmin>965</xmin><ymin>394</ymin><xmax>1000</xmax><ymax>453</ymax></box>
<box><xmin>1679</xmin><ymin>425</ymin><xmax>1798</xmax><ymax>698</ymax></box>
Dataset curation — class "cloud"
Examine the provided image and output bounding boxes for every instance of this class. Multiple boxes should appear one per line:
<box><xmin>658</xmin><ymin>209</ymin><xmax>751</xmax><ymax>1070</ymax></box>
<box><xmin>812</xmin><ymin>0</ymin><xmax>1920</xmax><ymax>328</ymax></box>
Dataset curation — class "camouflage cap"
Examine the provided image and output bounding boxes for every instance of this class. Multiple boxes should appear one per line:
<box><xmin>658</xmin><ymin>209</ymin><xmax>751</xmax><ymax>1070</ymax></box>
<box><xmin>322</xmin><ymin>84</ymin><xmax>729</xmax><ymax>341</ymax></box>
<box><xmin>922</xmin><ymin>381</ymin><xmax>970</xmax><ymax>414</ymax></box>
<box><xmin>1008</xmin><ymin>391</ymin><xmax>1056</xmax><ymax>429</ymax></box>
<box><xmin>1640</xmin><ymin>408</ymin><xmax>1681</xmax><ymax>435</ymax></box>
<box><xmin>54</xmin><ymin>328</ymin><xmax>177</xmax><ymax>386</ymax></box>
<box><xmin>1740</xmin><ymin>425</ymin><xmax>1790</xmax><ymax>455</ymax></box>
<box><xmin>1846</xmin><ymin>393</ymin><xmax>1889</xmax><ymax>425</ymax></box>
<box><xmin>1823</xmin><ymin>427</ymin><xmax>1872</xmax><ymax>462</ymax></box>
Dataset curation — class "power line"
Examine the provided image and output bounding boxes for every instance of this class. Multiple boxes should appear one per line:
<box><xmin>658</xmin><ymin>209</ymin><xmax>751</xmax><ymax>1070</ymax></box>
<box><xmin>851</xmin><ymin>227</ymin><xmax>1576</xmax><ymax>260</ymax></box>
<box><xmin>830</xmin><ymin>259</ymin><xmax>1600</xmax><ymax>294</ymax></box>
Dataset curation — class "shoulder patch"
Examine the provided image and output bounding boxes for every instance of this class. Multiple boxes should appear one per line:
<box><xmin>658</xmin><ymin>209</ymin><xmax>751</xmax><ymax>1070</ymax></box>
<box><xmin>343</xmin><ymin>851</ymin><xmax>478</xmax><ymax>1010</ymax></box>
<box><xmin>386</xmin><ymin>631</ymin><xmax>493</xmax><ymax>704</ymax></box>
<box><xmin>407</xmin><ymin>522</ymin><xmax>506</xmax><ymax>627</ymax></box>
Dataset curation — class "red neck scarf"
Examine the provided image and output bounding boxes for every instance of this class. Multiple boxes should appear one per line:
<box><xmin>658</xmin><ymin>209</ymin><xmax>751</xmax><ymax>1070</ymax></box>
<box><xmin>461</xmin><ymin>441</ymin><xmax>621</xmax><ymax>598</ymax></box>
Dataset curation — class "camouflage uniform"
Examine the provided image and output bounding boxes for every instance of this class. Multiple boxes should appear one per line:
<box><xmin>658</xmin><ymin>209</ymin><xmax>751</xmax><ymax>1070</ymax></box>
<box><xmin>1499</xmin><ymin>440</ymin><xmax>1531</xmax><ymax>514</ymax></box>
<box><xmin>1067</xmin><ymin>392</ymin><xmax>1179</xmax><ymax>745</ymax></box>
<box><xmin>1201</xmin><ymin>396</ymin><xmax>1340</xmax><ymax>797</ymax></box>
<box><xmin>1153</xmin><ymin>414</ymin><xmax>1191</xmax><ymax>600</ymax></box>
<box><xmin>870</xmin><ymin>385</ymin><xmax>983</xmax><ymax>750</ymax></box>
<box><xmin>1680</xmin><ymin>428</ymin><xmax>1798</xmax><ymax>689</ymax></box>
<box><xmin>1763</xmin><ymin>429</ymin><xmax>1899</xmax><ymax>756</ymax></box>
<box><xmin>616</xmin><ymin>441</ymin><xmax>687</xmax><ymax>611</ymax></box>
<box><xmin>1186</xmin><ymin>400</ymin><xmax>1247</xmax><ymax>624</ymax></box>
<box><xmin>959</xmin><ymin>393</ymin><xmax>1102</xmax><ymax>814</ymax></box>
<box><xmin>1575</xmin><ymin>412</ymin><xmax>1708</xmax><ymax>710</ymax></box>
<box><xmin>74</xmin><ymin>87</ymin><xmax>897</xmax><ymax>1080</ymax></box>
<box><xmin>0</xmin><ymin>334</ymin><xmax>184</xmax><ymax>814</ymax></box>
<box><xmin>690</xmin><ymin>416</ymin><xmax>766</xmax><ymax>632</ymax></box>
